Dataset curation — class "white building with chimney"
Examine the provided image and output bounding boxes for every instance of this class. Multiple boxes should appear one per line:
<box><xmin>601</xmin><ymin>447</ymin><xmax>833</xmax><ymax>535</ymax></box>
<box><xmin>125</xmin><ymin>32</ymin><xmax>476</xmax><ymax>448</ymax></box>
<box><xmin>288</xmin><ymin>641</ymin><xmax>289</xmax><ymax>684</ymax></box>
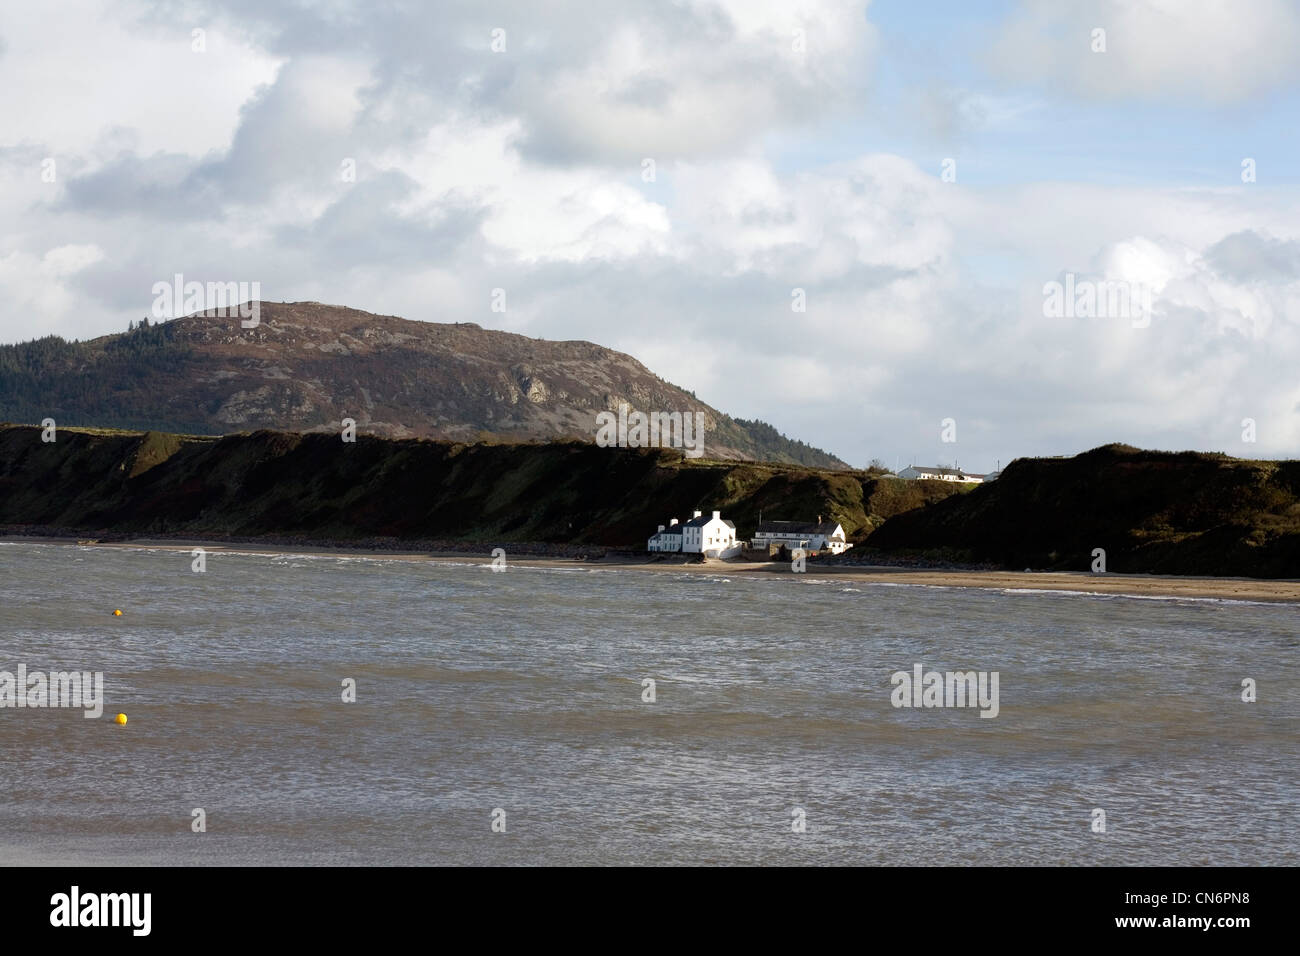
<box><xmin>752</xmin><ymin>517</ymin><xmax>853</xmax><ymax>554</ymax></box>
<box><xmin>648</xmin><ymin>510</ymin><xmax>739</xmax><ymax>557</ymax></box>
<box><xmin>647</xmin><ymin>518</ymin><xmax>684</xmax><ymax>552</ymax></box>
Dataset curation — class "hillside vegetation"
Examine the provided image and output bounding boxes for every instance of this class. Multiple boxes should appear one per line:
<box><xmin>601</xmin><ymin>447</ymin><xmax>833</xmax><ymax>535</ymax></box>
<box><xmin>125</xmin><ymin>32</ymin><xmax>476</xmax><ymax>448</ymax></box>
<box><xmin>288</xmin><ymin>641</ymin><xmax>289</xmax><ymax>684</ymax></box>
<box><xmin>0</xmin><ymin>425</ymin><xmax>952</xmax><ymax>547</ymax></box>
<box><xmin>863</xmin><ymin>444</ymin><xmax>1300</xmax><ymax>577</ymax></box>
<box><xmin>8</xmin><ymin>429</ymin><xmax>1290</xmax><ymax>576</ymax></box>
<box><xmin>0</xmin><ymin>302</ymin><xmax>849</xmax><ymax>468</ymax></box>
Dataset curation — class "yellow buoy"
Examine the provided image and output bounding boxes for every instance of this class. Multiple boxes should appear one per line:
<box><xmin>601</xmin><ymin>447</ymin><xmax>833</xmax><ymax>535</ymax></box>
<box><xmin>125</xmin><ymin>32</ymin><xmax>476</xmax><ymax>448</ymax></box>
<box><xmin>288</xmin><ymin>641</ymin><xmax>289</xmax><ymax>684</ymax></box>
<box><xmin>115</xmin><ymin>713</ymin><xmax>127</xmax><ymax>725</ymax></box>
<box><xmin>112</xmin><ymin>609</ymin><xmax>123</xmax><ymax>616</ymax></box>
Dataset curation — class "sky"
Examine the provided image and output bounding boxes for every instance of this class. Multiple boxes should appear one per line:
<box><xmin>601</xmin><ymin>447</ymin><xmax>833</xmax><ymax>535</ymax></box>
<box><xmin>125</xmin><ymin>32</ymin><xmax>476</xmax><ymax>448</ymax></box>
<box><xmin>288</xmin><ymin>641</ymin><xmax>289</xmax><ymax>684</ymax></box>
<box><xmin>2</xmin><ymin>0</ymin><xmax>1299</xmax><ymax>471</ymax></box>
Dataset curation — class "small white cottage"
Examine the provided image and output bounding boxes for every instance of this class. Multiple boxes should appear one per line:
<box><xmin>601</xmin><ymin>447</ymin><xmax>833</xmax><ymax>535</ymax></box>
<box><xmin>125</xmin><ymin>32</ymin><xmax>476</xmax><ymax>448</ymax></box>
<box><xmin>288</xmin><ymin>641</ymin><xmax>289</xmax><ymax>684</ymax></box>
<box><xmin>648</xmin><ymin>510</ymin><xmax>740</xmax><ymax>557</ymax></box>
<box><xmin>752</xmin><ymin>517</ymin><xmax>853</xmax><ymax>554</ymax></box>
<box><xmin>647</xmin><ymin>519</ymin><xmax>684</xmax><ymax>552</ymax></box>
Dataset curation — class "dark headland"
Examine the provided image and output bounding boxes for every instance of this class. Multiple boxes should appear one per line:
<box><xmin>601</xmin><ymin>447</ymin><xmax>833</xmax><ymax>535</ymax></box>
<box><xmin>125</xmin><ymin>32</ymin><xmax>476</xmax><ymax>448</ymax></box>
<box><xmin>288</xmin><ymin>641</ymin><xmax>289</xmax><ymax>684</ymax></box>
<box><xmin>1</xmin><ymin>425</ymin><xmax>1297</xmax><ymax>582</ymax></box>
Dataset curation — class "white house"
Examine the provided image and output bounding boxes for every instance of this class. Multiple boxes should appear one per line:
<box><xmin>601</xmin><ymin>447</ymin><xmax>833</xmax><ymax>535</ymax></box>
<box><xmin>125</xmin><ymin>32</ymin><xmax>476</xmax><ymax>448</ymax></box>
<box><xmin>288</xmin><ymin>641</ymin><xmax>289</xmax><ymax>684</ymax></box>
<box><xmin>647</xmin><ymin>519</ymin><xmax>684</xmax><ymax>552</ymax></box>
<box><xmin>752</xmin><ymin>517</ymin><xmax>853</xmax><ymax>555</ymax></box>
<box><xmin>649</xmin><ymin>510</ymin><xmax>739</xmax><ymax>557</ymax></box>
<box><xmin>897</xmin><ymin>465</ymin><xmax>985</xmax><ymax>483</ymax></box>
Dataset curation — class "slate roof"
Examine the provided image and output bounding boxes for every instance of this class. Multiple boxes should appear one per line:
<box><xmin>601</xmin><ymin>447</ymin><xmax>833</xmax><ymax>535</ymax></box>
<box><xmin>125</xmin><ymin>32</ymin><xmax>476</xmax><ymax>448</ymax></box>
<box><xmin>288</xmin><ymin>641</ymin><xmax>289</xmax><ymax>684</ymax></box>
<box><xmin>756</xmin><ymin>520</ymin><xmax>841</xmax><ymax>536</ymax></box>
<box><xmin>682</xmin><ymin>515</ymin><xmax>735</xmax><ymax>529</ymax></box>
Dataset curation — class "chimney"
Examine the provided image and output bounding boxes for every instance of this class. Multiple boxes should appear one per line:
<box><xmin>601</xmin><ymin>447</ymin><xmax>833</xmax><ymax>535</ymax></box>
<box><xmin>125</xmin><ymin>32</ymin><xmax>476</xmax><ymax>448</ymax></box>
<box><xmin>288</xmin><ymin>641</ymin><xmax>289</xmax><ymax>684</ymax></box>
<box><xmin>712</xmin><ymin>510</ymin><xmax>720</xmax><ymax>520</ymax></box>
<box><xmin>693</xmin><ymin>510</ymin><xmax>702</xmax><ymax>518</ymax></box>
<box><xmin>669</xmin><ymin>518</ymin><xmax>678</xmax><ymax>526</ymax></box>
<box><xmin>817</xmin><ymin>514</ymin><xmax>822</xmax><ymax>524</ymax></box>
<box><xmin>657</xmin><ymin>525</ymin><xmax>664</xmax><ymax>532</ymax></box>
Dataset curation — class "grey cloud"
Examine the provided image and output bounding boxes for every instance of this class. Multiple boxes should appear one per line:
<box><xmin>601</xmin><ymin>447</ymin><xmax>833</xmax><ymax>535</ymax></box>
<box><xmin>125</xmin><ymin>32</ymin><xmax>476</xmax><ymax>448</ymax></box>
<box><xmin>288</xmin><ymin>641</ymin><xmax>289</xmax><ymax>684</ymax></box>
<box><xmin>60</xmin><ymin>152</ymin><xmax>219</xmax><ymax>220</ymax></box>
<box><xmin>192</xmin><ymin>63</ymin><xmax>359</xmax><ymax>203</ymax></box>
<box><xmin>0</xmin><ymin>144</ymin><xmax>52</xmax><ymax>170</ymax></box>
<box><xmin>1204</xmin><ymin>231</ymin><xmax>1300</xmax><ymax>283</ymax></box>
<box><xmin>272</xmin><ymin>171</ymin><xmax>487</xmax><ymax>270</ymax></box>
<box><xmin>141</xmin><ymin>0</ymin><xmax>872</xmax><ymax>166</ymax></box>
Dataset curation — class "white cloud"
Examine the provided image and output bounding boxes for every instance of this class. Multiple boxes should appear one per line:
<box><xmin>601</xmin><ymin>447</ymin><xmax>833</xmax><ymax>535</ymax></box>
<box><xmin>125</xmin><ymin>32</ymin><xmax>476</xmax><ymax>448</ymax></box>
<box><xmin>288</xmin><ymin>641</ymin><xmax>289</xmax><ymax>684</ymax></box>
<box><xmin>671</xmin><ymin>154</ymin><xmax>953</xmax><ymax>278</ymax></box>
<box><xmin>0</xmin><ymin>245</ymin><xmax>104</xmax><ymax>336</ymax></box>
<box><xmin>0</xmin><ymin>0</ymin><xmax>281</xmax><ymax>156</ymax></box>
<box><xmin>379</xmin><ymin>118</ymin><xmax>672</xmax><ymax>263</ymax></box>
<box><xmin>1</xmin><ymin>0</ymin><xmax>1298</xmax><ymax>469</ymax></box>
<box><xmin>498</xmin><ymin>0</ymin><xmax>877</xmax><ymax>162</ymax></box>
<box><xmin>991</xmin><ymin>0</ymin><xmax>1300</xmax><ymax>103</ymax></box>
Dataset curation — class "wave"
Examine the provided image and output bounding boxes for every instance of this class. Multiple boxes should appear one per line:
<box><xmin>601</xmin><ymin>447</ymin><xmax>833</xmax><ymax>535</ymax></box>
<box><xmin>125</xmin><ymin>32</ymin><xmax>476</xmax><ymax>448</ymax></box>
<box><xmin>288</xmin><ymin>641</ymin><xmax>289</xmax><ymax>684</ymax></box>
<box><xmin>996</xmin><ymin>587</ymin><xmax>1295</xmax><ymax>607</ymax></box>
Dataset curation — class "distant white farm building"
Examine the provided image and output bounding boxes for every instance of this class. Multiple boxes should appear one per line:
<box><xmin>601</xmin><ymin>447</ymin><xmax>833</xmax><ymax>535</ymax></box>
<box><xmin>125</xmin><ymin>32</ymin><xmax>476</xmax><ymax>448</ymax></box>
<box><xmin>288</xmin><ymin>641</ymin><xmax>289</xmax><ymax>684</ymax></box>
<box><xmin>897</xmin><ymin>465</ymin><xmax>986</xmax><ymax>483</ymax></box>
<box><xmin>752</xmin><ymin>517</ymin><xmax>853</xmax><ymax>555</ymax></box>
<box><xmin>647</xmin><ymin>510</ymin><xmax>740</xmax><ymax>558</ymax></box>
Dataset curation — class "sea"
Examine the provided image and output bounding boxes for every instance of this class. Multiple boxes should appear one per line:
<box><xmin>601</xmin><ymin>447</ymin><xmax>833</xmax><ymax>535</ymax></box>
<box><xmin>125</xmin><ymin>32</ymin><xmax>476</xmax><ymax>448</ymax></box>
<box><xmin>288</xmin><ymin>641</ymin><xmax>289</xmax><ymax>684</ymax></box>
<box><xmin>1</xmin><ymin>540</ymin><xmax>1296</xmax><ymax>866</ymax></box>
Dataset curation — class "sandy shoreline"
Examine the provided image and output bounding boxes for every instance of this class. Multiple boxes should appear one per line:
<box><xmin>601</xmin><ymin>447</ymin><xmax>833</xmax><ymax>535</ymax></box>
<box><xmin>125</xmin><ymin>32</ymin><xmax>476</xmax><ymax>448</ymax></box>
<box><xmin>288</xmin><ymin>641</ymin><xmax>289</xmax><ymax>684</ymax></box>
<box><xmin>7</xmin><ymin>534</ymin><xmax>1299</xmax><ymax>603</ymax></box>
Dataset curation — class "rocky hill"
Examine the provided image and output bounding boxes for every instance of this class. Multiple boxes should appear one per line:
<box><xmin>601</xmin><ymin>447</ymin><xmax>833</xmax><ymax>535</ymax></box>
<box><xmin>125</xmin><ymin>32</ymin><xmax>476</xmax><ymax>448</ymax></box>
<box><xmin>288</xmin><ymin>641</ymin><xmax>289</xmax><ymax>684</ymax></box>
<box><xmin>0</xmin><ymin>302</ymin><xmax>847</xmax><ymax>468</ymax></box>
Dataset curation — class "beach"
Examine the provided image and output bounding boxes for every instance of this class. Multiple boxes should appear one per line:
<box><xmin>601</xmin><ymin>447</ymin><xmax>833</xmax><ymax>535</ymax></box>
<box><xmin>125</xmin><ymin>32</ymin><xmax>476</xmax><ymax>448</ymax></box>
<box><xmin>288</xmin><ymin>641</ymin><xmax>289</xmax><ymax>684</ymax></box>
<box><xmin>9</xmin><ymin>535</ymin><xmax>1298</xmax><ymax>603</ymax></box>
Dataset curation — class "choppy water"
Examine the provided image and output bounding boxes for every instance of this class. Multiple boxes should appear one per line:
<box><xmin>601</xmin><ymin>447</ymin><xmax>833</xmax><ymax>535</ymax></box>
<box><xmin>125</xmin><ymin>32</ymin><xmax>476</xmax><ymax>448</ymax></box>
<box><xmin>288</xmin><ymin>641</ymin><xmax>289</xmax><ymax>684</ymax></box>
<box><xmin>1</xmin><ymin>541</ymin><xmax>1296</xmax><ymax>866</ymax></box>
